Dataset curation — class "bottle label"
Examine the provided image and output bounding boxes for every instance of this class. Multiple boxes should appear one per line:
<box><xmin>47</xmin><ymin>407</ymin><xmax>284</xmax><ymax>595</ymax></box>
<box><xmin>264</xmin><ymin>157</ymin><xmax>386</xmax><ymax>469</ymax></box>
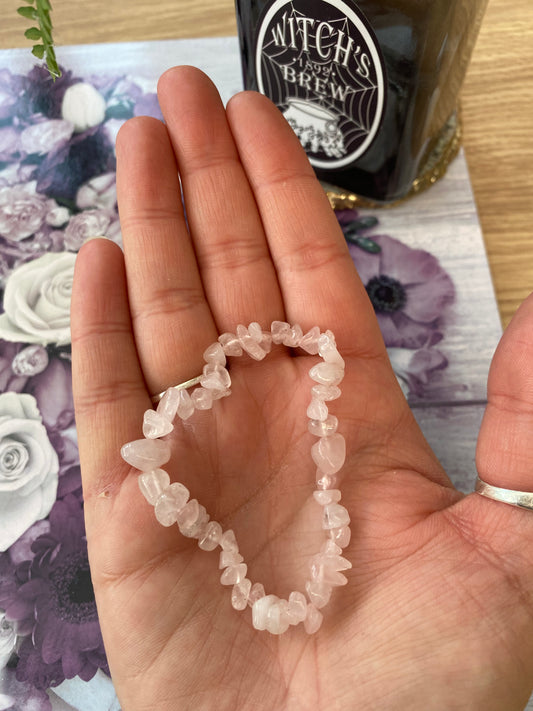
<box><xmin>255</xmin><ymin>0</ymin><xmax>386</xmax><ymax>169</ymax></box>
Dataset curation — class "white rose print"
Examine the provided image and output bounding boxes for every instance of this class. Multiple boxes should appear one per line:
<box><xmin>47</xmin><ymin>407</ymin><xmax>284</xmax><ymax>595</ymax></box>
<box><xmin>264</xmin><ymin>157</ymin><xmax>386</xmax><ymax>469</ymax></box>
<box><xmin>0</xmin><ymin>251</ymin><xmax>76</xmax><ymax>346</ymax></box>
<box><xmin>0</xmin><ymin>392</ymin><xmax>59</xmax><ymax>552</ymax></box>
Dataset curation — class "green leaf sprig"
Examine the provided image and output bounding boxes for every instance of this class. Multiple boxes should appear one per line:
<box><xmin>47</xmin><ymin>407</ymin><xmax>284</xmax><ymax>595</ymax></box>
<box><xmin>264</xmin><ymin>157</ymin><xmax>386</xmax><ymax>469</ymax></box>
<box><xmin>17</xmin><ymin>0</ymin><xmax>61</xmax><ymax>80</ymax></box>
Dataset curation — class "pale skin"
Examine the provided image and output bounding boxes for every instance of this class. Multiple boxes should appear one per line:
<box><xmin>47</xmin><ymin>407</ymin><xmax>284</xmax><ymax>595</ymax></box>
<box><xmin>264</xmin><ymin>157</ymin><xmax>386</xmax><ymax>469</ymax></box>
<box><xmin>71</xmin><ymin>66</ymin><xmax>533</xmax><ymax>710</ymax></box>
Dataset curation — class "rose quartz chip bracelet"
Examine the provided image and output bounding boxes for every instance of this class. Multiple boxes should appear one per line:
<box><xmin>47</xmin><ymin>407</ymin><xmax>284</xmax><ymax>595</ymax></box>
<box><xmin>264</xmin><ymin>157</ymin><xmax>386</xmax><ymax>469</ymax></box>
<box><xmin>121</xmin><ymin>321</ymin><xmax>351</xmax><ymax>634</ymax></box>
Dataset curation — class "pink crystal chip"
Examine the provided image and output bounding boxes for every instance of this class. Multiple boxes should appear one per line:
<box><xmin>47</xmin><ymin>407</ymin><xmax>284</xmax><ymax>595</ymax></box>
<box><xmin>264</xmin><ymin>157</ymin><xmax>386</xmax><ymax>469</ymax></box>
<box><xmin>307</xmin><ymin>398</ymin><xmax>329</xmax><ymax>422</ymax></box>
<box><xmin>308</xmin><ymin>414</ymin><xmax>338</xmax><ymax>437</ymax></box>
<box><xmin>219</xmin><ymin>550</ymin><xmax>244</xmax><ymax>569</ymax></box>
<box><xmin>157</xmin><ymin>387</ymin><xmax>181</xmax><ymax>422</ymax></box>
<box><xmin>198</xmin><ymin>521</ymin><xmax>223</xmax><ymax>551</ymax></box>
<box><xmin>271</xmin><ymin>321</ymin><xmax>291</xmax><ymax>344</ymax></box>
<box><xmin>220</xmin><ymin>563</ymin><xmax>247</xmax><ymax>585</ymax></box>
<box><xmin>200</xmin><ymin>363</ymin><xmax>231</xmax><ymax>391</ymax></box>
<box><xmin>313</xmin><ymin>489</ymin><xmax>342</xmax><ymax>506</ymax></box>
<box><xmin>304</xmin><ymin>605</ymin><xmax>323</xmax><ymax>634</ymax></box>
<box><xmin>330</xmin><ymin>526</ymin><xmax>351</xmax><ymax>549</ymax></box>
<box><xmin>247</xmin><ymin>582</ymin><xmax>266</xmax><ymax>607</ymax></box>
<box><xmin>191</xmin><ymin>388</ymin><xmax>213</xmax><ymax>410</ymax></box>
<box><xmin>322</xmin><ymin>503</ymin><xmax>351</xmax><ymax>530</ymax></box>
<box><xmin>220</xmin><ymin>530</ymin><xmax>238</xmax><ymax>552</ymax></box>
<box><xmin>299</xmin><ymin>326</ymin><xmax>321</xmax><ymax>354</ymax></box>
<box><xmin>218</xmin><ymin>332</ymin><xmax>243</xmax><ymax>357</ymax></box>
<box><xmin>309</xmin><ymin>362</ymin><xmax>344</xmax><ymax>386</ymax></box>
<box><xmin>177</xmin><ymin>389</ymin><xmax>194</xmax><ymax>420</ymax></box>
<box><xmin>318</xmin><ymin>332</ymin><xmax>345</xmax><ymax>367</ymax></box>
<box><xmin>311</xmin><ymin>433</ymin><xmax>346</xmax><ymax>475</ymax></box>
<box><xmin>305</xmin><ymin>580</ymin><xmax>332</xmax><ymax>609</ymax></box>
<box><xmin>138</xmin><ymin>469</ymin><xmax>170</xmax><ymax>505</ymax></box>
<box><xmin>143</xmin><ymin>409</ymin><xmax>174</xmax><ymax>439</ymax></box>
<box><xmin>287</xmin><ymin>591</ymin><xmax>307</xmax><ymax>625</ymax></box>
<box><xmin>121</xmin><ymin>438</ymin><xmax>171</xmax><ymax>471</ymax></box>
<box><xmin>231</xmin><ymin>579</ymin><xmax>252</xmax><ymax>611</ymax></box>
<box><xmin>203</xmin><ymin>342</ymin><xmax>227</xmax><ymax>365</ymax></box>
<box><xmin>154</xmin><ymin>482</ymin><xmax>190</xmax><ymax>527</ymax></box>
<box><xmin>251</xmin><ymin>595</ymin><xmax>290</xmax><ymax>634</ymax></box>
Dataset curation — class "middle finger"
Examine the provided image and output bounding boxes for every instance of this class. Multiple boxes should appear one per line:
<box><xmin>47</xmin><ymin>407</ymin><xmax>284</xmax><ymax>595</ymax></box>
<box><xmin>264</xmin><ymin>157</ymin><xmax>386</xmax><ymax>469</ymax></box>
<box><xmin>157</xmin><ymin>66</ymin><xmax>285</xmax><ymax>332</ymax></box>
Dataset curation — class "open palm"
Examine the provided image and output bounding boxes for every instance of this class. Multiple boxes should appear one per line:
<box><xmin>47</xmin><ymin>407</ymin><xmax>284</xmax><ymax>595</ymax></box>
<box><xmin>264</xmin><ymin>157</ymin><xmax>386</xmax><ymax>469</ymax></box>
<box><xmin>71</xmin><ymin>67</ymin><xmax>533</xmax><ymax>711</ymax></box>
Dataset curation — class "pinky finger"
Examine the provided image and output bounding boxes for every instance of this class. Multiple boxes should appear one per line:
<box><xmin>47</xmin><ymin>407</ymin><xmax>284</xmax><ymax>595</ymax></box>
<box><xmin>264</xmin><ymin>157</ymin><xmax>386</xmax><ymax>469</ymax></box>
<box><xmin>71</xmin><ymin>238</ymin><xmax>149</xmax><ymax>516</ymax></box>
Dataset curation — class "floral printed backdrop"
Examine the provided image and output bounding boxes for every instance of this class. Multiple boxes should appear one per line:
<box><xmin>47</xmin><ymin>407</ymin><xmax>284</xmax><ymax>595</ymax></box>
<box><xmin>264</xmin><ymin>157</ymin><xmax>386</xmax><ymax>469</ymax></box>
<box><xmin>0</xmin><ymin>61</ymin><xmax>457</xmax><ymax>709</ymax></box>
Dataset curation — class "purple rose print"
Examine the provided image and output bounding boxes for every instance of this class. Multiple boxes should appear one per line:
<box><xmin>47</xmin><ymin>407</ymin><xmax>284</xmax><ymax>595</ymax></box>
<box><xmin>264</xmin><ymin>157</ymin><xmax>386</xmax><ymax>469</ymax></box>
<box><xmin>0</xmin><ymin>69</ymin><xmax>25</xmax><ymax>122</ymax></box>
<box><xmin>64</xmin><ymin>208</ymin><xmax>120</xmax><ymax>251</ymax></box>
<box><xmin>11</xmin><ymin>345</ymin><xmax>49</xmax><ymax>379</ymax></box>
<box><xmin>0</xmin><ymin>182</ymin><xmax>57</xmax><ymax>243</ymax></box>
<box><xmin>0</xmin><ymin>495</ymin><xmax>108</xmax><ymax>690</ymax></box>
<box><xmin>25</xmin><ymin>354</ymin><xmax>74</xmax><ymax>432</ymax></box>
<box><xmin>0</xmin><ymin>65</ymin><xmax>163</xmax><ymax>275</ymax></box>
<box><xmin>0</xmin><ymin>61</ymin><xmax>171</xmax><ymax>708</ymax></box>
<box><xmin>76</xmin><ymin>173</ymin><xmax>117</xmax><ymax>211</ymax></box>
<box><xmin>27</xmin><ymin>353</ymin><xmax>81</xmax><ymax>496</ymax></box>
<box><xmin>0</xmin><ymin>127</ymin><xmax>20</xmax><ymax>162</ymax></box>
<box><xmin>56</xmin><ymin>464</ymin><xmax>82</xmax><ymax>500</ymax></box>
<box><xmin>0</xmin><ymin>342</ymin><xmax>32</xmax><ymax>393</ymax></box>
<box><xmin>0</xmin><ymin>667</ymin><xmax>52</xmax><ymax>711</ymax></box>
<box><xmin>134</xmin><ymin>92</ymin><xmax>164</xmax><ymax>121</ymax></box>
<box><xmin>34</xmin><ymin>128</ymin><xmax>116</xmax><ymax>204</ymax></box>
<box><xmin>1</xmin><ymin>608</ymin><xmax>17</xmax><ymax>668</ymax></box>
<box><xmin>97</xmin><ymin>74</ymin><xmax>163</xmax><ymax>122</ymax></box>
<box><xmin>20</xmin><ymin>119</ymin><xmax>74</xmax><ymax>158</ymax></box>
<box><xmin>9</xmin><ymin>66</ymin><xmax>77</xmax><ymax>124</ymax></box>
<box><xmin>387</xmin><ymin>346</ymin><xmax>449</xmax><ymax>398</ymax></box>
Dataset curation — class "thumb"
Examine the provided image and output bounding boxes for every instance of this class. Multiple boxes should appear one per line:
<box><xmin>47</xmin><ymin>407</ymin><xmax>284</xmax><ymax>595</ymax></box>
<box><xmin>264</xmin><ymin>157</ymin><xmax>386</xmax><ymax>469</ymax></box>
<box><xmin>476</xmin><ymin>292</ymin><xmax>533</xmax><ymax>491</ymax></box>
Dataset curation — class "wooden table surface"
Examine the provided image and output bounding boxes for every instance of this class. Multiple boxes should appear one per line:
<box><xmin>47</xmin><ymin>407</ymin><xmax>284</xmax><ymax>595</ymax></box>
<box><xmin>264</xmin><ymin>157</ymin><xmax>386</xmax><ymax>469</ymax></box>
<box><xmin>0</xmin><ymin>0</ymin><xmax>531</xmax><ymax>327</ymax></box>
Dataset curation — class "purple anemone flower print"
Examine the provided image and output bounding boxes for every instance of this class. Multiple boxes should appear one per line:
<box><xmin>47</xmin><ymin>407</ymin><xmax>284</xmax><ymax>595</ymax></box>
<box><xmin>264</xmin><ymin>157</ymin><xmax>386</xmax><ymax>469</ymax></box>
<box><xmin>0</xmin><ymin>495</ymin><xmax>108</xmax><ymax>690</ymax></box>
<box><xmin>348</xmin><ymin>233</ymin><xmax>455</xmax><ymax>349</ymax></box>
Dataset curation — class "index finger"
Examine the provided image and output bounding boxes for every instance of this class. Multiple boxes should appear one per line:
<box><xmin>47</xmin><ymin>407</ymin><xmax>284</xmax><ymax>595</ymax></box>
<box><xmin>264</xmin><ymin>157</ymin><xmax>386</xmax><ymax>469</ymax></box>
<box><xmin>226</xmin><ymin>91</ymin><xmax>385</xmax><ymax>357</ymax></box>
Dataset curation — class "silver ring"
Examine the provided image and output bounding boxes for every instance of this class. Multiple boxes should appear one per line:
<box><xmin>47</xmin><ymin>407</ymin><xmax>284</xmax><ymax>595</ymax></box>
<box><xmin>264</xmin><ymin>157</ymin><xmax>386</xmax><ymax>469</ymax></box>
<box><xmin>151</xmin><ymin>375</ymin><xmax>203</xmax><ymax>404</ymax></box>
<box><xmin>475</xmin><ymin>476</ymin><xmax>533</xmax><ymax>511</ymax></box>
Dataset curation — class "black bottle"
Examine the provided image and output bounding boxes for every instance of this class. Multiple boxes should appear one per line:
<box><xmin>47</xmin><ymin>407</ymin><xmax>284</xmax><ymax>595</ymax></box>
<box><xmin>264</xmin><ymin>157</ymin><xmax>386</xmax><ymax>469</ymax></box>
<box><xmin>235</xmin><ymin>0</ymin><xmax>488</xmax><ymax>204</ymax></box>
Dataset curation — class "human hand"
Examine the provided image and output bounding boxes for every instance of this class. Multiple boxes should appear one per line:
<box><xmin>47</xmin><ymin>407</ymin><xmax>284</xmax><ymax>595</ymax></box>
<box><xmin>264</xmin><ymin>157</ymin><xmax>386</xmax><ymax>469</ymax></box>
<box><xmin>71</xmin><ymin>66</ymin><xmax>533</xmax><ymax>711</ymax></box>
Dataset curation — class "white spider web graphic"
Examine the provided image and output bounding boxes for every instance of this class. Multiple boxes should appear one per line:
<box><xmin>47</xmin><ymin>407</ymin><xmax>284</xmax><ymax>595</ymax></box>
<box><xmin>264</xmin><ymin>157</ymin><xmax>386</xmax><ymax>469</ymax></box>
<box><xmin>258</xmin><ymin>1</ymin><xmax>383</xmax><ymax>164</ymax></box>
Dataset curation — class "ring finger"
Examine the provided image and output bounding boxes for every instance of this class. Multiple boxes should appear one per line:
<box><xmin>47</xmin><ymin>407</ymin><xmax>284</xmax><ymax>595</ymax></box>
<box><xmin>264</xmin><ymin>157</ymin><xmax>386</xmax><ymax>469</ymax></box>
<box><xmin>116</xmin><ymin>115</ymin><xmax>217</xmax><ymax>398</ymax></box>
